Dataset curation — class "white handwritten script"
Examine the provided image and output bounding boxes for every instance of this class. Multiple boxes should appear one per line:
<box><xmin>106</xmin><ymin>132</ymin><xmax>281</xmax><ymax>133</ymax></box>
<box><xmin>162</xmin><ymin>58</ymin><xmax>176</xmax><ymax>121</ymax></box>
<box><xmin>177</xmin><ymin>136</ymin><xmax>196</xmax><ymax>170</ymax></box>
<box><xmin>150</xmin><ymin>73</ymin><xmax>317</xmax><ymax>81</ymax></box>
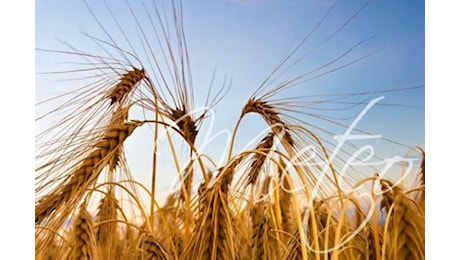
<box><xmin>153</xmin><ymin>96</ymin><xmax>419</xmax><ymax>252</ymax></box>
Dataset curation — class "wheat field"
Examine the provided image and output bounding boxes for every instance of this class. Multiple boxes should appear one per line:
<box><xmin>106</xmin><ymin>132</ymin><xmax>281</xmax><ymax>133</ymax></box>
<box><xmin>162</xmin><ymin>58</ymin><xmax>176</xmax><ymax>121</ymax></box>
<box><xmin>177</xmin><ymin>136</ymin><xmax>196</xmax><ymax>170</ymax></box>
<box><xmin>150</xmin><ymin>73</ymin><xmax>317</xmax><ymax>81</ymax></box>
<box><xmin>35</xmin><ymin>0</ymin><xmax>425</xmax><ymax>259</ymax></box>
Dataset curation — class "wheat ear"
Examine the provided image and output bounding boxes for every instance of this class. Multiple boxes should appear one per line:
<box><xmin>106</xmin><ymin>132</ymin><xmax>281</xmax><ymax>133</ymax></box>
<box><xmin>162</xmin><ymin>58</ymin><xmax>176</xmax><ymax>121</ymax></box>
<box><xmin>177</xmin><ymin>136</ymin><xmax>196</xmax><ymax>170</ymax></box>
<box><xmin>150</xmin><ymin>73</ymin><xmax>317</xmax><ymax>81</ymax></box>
<box><xmin>242</xmin><ymin>98</ymin><xmax>294</xmax><ymax>146</ymax></box>
<box><xmin>381</xmin><ymin>180</ymin><xmax>425</xmax><ymax>260</ymax></box>
<box><xmin>110</xmin><ymin>67</ymin><xmax>146</xmax><ymax>105</ymax></box>
<box><xmin>66</xmin><ymin>204</ymin><xmax>100</xmax><ymax>259</ymax></box>
<box><xmin>35</xmin><ymin>122</ymin><xmax>140</xmax><ymax>224</ymax></box>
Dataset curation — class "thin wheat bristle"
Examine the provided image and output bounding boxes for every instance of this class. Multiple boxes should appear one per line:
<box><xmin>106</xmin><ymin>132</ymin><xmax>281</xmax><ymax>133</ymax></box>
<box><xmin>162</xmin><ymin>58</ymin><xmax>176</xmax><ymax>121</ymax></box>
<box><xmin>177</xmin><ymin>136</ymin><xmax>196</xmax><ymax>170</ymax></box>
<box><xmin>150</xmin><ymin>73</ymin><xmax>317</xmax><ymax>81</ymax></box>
<box><xmin>110</xmin><ymin>68</ymin><xmax>146</xmax><ymax>105</ymax></box>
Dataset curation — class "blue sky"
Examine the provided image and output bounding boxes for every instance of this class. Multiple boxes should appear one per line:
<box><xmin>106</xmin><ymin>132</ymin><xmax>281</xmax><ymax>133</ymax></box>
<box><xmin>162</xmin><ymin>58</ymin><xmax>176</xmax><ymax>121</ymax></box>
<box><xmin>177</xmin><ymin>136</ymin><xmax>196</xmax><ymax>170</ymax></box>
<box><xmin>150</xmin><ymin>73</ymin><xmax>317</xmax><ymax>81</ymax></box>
<box><xmin>35</xmin><ymin>0</ymin><xmax>424</xmax><ymax>202</ymax></box>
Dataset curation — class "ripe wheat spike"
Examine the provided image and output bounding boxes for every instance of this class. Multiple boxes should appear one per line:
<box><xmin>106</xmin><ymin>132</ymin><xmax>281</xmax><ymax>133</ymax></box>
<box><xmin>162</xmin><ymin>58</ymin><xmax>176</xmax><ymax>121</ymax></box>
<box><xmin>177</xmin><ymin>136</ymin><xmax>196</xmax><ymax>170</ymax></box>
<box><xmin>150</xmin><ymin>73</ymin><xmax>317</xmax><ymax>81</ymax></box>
<box><xmin>110</xmin><ymin>67</ymin><xmax>146</xmax><ymax>105</ymax></box>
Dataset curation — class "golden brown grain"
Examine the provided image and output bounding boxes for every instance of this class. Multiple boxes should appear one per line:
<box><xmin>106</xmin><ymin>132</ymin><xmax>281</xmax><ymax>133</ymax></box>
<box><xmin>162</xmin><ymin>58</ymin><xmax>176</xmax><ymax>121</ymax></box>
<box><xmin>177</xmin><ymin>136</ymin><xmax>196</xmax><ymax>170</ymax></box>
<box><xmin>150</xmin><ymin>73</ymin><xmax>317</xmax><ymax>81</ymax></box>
<box><xmin>110</xmin><ymin>68</ymin><xmax>146</xmax><ymax>105</ymax></box>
